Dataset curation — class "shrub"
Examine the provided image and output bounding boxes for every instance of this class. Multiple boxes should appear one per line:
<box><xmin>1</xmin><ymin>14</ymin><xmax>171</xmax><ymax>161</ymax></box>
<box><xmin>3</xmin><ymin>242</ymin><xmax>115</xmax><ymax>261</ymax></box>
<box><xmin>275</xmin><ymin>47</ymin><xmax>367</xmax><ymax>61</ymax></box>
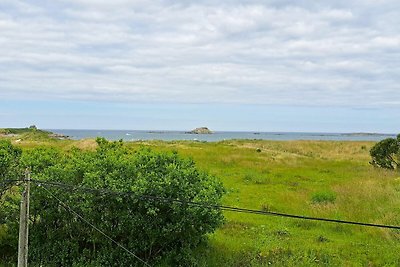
<box><xmin>370</xmin><ymin>134</ymin><xmax>400</xmax><ymax>170</ymax></box>
<box><xmin>0</xmin><ymin>140</ymin><xmax>23</xmax><ymax>261</ymax></box>
<box><xmin>0</xmin><ymin>140</ymin><xmax>23</xmax><ymax>182</ymax></box>
<box><xmin>3</xmin><ymin>138</ymin><xmax>225</xmax><ymax>266</ymax></box>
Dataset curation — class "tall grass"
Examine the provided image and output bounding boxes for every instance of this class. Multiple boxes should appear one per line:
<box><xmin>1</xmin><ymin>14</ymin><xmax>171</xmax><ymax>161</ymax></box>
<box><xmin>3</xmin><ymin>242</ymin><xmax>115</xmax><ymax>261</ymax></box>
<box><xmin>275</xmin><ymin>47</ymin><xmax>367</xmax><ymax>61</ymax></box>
<box><xmin>10</xmin><ymin>138</ymin><xmax>400</xmax><ymax>266</ymax></box>
<box><xmin>125</xmin><ymin>140</ymin><xmax>400</xmax><ymax>266</ymax></box>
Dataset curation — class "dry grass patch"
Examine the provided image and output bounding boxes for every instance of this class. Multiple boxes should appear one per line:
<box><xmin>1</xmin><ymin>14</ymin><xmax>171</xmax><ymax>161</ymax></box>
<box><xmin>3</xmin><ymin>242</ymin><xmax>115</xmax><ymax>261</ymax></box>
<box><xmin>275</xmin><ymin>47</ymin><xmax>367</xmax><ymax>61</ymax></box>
<box><xmin>70</xmin><ymin>139</ymin><xmax>98</xmax><ymax>150</ymax></box>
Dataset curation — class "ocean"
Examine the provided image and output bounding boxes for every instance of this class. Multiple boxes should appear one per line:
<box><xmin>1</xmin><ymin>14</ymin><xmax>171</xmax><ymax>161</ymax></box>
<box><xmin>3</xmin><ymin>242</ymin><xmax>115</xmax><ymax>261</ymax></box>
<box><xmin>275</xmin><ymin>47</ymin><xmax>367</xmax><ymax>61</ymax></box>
<box><xmin>48</xmin><ymin>129</ymin><xmax>395</xmax><ymax>142</ymax></box>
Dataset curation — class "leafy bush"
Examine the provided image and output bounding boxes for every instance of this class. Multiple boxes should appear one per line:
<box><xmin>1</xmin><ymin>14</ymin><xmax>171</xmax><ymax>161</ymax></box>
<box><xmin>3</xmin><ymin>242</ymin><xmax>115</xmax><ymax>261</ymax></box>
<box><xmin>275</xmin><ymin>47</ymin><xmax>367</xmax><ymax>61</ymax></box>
<box><xmin>9</xmin><ymin>138</ymin><xmax>225</xmax><ymax>266</ymax></box>
<box><xmin>0</xmin><ymin>140</ymin><xmax>23</xmax><ymax>261</ymax></box>
<box><xmin>0</xmin><ymin>140</ymin><xmax>23</xmax><ymax>182</ymax></box>
<box><xmin>370</xmin><ymin>134</ymin><xmax>400</xmax><ymax>170</ymax></box>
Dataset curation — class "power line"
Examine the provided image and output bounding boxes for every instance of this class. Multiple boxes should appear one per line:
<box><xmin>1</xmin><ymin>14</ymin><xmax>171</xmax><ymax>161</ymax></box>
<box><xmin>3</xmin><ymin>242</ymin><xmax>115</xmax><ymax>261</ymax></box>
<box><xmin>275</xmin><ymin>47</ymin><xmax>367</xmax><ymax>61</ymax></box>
<box><xmin>30</xmin><ymin>179</ymin><xmax>400</xmax><ymax>231</ymax></box>
<box><xmin>38</xmin><ymin>184</ymin><xmax>151</xmax><ymax>267</ymax></box>
<box><xmin>4</xmin><ymin>178</ymin><xmax>399</xmax><ymax>266</ymax></box>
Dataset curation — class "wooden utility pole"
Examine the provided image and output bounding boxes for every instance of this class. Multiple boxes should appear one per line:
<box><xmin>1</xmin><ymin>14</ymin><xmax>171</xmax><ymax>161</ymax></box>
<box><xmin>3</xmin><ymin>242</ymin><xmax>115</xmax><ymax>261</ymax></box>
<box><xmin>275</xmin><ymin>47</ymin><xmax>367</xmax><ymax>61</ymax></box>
<box><xmin>18</xmin><ymin>170</ymin><xmax>30</xmax><ymax>267</ymax></box>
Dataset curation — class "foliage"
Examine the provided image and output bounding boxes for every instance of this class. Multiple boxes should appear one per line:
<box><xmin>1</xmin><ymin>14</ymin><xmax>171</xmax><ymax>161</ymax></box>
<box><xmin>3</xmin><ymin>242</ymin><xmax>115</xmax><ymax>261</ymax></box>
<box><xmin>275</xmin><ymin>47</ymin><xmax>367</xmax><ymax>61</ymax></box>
<box><xmin>370</xmin><ymin>134</ymin><xmax>400</xmax><ymax>170</ymax></box>
<box><xmin>4</xmin><ymin>138</ymin><xmax>225</xmax><ymax>266</ymax></box>
<box><xmin>0</xmin><ymin>140</ymin><xmax>23</xmax><ymax>182</ymax></box>
<box><xmin>0</xmin><ymin>140</ymin><xmax>23</xmax><ymax>261</ymax></box>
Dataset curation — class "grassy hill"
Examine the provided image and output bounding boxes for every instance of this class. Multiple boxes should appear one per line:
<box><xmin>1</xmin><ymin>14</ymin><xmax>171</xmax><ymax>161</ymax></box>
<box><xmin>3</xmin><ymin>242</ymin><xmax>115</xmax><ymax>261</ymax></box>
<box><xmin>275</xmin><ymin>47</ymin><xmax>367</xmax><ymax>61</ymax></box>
<box><xmin>0</xmin><ymin>127</ymin><xmax>68</xmax><ymax>143</ymax></box>
<box><xmin>124</xmin><ymin>140</ymin><xmax>400</xmax><ymax>266</ymax></box>
<box><xmin>2</xmin><ymin>137</ymin><xmax>400</xmax><ymax>266</ymax></box>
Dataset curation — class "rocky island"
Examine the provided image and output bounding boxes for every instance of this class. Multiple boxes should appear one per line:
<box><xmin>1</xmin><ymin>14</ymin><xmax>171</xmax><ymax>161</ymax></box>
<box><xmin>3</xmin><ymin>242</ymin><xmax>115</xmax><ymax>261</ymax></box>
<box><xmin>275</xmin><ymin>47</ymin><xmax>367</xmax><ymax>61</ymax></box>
<box><xmin>186</xmin><ymin>127</ymin><xmax>213</xmax><ymax>134</ymax></box>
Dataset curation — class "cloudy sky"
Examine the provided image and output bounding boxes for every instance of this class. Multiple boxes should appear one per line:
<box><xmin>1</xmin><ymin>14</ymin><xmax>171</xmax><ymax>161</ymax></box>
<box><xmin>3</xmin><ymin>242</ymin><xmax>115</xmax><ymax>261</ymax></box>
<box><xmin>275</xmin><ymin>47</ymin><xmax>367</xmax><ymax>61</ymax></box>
<box><xmin>0</xmin><ymin>0</ymin><xmax>399</xmax><ymax>132</ymax></box>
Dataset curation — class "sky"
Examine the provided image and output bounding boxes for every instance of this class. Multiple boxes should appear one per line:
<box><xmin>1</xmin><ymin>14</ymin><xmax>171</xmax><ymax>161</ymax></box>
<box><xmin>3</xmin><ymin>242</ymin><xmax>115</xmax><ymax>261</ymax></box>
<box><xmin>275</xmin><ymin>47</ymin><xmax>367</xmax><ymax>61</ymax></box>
<box><xmin>0</xmin><ymin>0</ymin><xmax>399</xmax><ymax>132</ymax></box>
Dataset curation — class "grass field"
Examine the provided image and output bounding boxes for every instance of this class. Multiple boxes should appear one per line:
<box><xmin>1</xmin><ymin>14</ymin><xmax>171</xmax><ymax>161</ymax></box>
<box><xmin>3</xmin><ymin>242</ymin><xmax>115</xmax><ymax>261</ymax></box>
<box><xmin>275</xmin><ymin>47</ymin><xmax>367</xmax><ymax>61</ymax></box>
<box><xmin>4</xmin><ymin>135</ymin><xmax>400</xmax><ymax>266</ymax></box>
<box><xmin>125</xmin><ymin>140</ymin><xmax>400</xmax><ymax>266</ymax></box>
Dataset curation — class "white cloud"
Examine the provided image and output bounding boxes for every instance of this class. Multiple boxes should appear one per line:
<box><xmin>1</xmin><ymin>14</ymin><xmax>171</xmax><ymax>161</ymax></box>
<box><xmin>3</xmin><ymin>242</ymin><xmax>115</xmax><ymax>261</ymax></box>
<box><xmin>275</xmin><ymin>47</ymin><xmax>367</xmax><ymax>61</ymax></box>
<box><xmin>0</xmin><ymin>0</ymin><xmax>399</xmax><ymax>107</ymax></box>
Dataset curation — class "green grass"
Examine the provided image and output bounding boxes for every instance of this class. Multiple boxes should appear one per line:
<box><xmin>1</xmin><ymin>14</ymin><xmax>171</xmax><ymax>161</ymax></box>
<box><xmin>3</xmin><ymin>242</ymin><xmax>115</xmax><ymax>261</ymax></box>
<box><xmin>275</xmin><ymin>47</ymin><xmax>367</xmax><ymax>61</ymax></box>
<box><xmin>127</xmin><ymin>140</ymin><xmax>400</xmax><ymax>266</ymax></box>
<box><xmin>0</xmin><ymin>127</ymin><xmax>50</xmax><ymax>135</ymax></box>
<box><xmin>311</xmin><ymin>190</ymin><xmax>337</xmax><ymax>204</ymax></box>
<box><xmin>0</xmin><ymin>127</ymin><xmax>55</xmax><ymax>142</ymax></box>
<box><xmin>4</xmin><ymin>137</ymin><xmax>400</xmax><ymax>266</ymax></box>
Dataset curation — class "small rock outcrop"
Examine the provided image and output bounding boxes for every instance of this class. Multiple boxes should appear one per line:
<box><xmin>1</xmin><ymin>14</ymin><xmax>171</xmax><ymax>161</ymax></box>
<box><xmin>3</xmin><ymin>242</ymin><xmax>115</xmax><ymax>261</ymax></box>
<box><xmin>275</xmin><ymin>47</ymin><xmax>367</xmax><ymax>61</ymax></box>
<box><xmin>49</xmin><ymin>133</ymin><xmax>70</xmax><ymax>140</ymax></box>
<box><xmin>187</xmin><ymin>127</ymin><xmax>213</xmax><ymax>134</ymax></box>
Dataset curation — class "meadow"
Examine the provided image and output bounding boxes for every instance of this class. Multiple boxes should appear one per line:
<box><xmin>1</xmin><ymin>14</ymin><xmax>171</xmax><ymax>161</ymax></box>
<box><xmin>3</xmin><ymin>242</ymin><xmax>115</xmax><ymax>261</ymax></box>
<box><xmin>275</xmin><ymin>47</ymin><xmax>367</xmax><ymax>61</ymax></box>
<box><xmin>3</xmin><ymin>134</ymin><xmax>400</xmax><ymax>266</ymax></box>
<box><xmin>127</xmin><ymin>139</ymin><xmax>400</xmax><ymax>266</ymax></box>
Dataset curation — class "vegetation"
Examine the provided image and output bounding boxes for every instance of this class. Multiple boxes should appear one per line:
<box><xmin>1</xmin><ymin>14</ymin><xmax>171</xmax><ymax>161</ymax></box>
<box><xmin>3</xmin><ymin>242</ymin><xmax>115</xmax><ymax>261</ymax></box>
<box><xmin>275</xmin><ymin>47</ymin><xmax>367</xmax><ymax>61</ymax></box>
<box><xmin>370</xmin><ymin>134</ymin><xmax>400</xmax><ymax>170</ymax></box>
<box><xmin>0</xmin><ymin>138</ymin><xmax>224</xmax><ymax>266</ymax></box>
<box><xmin>127</xmin><ymin>139</ymin><xmax>400</xmax><ymax>266</ymax></box>
<box><xmin>311</xmin><ymin>190</ymin><xmax>337</xmax><ymax>204</ymax></box>
<box><xmin>0</xmin><ymin>127</ymin><xmax>54</xmax><ymax>142</ymax></box>
<box><xmin>0</xmin><ymin>127</ymin><xmax>43</xmax><ymax>135</ymax></box>
<box><xmin>0</xmin><ymin>140</ymin><xmax>23</xmax><ymax>182</ymax></box>
<box><xmin>1</xmin><ymin>135</ymin><xmax>400</xmax><ymax>266</ymax></box>
<box><xmin>0</xmin><ymin>140</ymin><xmax>24</xmax><ymax>261</ymax></box>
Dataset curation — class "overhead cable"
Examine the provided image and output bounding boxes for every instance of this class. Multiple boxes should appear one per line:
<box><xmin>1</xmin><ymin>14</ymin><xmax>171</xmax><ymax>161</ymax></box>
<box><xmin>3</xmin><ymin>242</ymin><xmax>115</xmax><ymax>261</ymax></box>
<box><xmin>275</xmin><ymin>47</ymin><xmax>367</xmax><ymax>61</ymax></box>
<box><xmin>31</xmin><ymin>179</ymin><xmax>400</xmax><ymax>231</ymax></box>
<box><xmin>38</xmin><ymin>184</ymin><xmax>152</xmax><ymax>267</ymax></box>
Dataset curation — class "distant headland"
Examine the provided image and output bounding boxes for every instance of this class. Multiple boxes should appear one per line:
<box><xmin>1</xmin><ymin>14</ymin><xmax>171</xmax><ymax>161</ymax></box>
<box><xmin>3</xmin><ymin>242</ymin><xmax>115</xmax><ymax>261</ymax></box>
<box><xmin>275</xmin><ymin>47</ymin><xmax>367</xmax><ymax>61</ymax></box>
<box><xmin>0</xmin><ymin>126</ymin><xmax>70</xmax><ymax>140</ymax></box>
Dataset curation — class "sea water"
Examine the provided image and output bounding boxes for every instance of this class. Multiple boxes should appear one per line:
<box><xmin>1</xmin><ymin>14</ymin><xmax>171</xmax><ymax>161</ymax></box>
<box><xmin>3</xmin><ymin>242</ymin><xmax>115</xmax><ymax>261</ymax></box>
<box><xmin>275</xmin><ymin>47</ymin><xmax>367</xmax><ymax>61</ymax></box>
<box><xmin>48</xmin><ymin>129</ymin><xmax>395</xmax><ymax>142</ymax></box>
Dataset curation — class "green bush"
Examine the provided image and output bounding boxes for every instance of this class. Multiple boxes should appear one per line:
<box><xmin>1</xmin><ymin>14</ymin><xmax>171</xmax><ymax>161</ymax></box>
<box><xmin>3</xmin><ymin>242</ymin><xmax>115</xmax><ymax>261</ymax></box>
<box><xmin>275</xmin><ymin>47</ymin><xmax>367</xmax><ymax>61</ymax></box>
<box><xmin>1</xmin><ymin>138</ymin><xmax>225</xmax><ymax>266</ymax></box>
<box><xmin>370</xmin><ymin>134</ymin><xmax>400</xmax><ymax>170</ymax></box>
<box><xmin>0</xmin><ymin>140</ymin><xmax>23</xmax><ymax>182</ymax></box>
<box><xmin>0</xmin><ymin>140</ymin><xmax>23</xmax><ymax>262</ymax></box>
